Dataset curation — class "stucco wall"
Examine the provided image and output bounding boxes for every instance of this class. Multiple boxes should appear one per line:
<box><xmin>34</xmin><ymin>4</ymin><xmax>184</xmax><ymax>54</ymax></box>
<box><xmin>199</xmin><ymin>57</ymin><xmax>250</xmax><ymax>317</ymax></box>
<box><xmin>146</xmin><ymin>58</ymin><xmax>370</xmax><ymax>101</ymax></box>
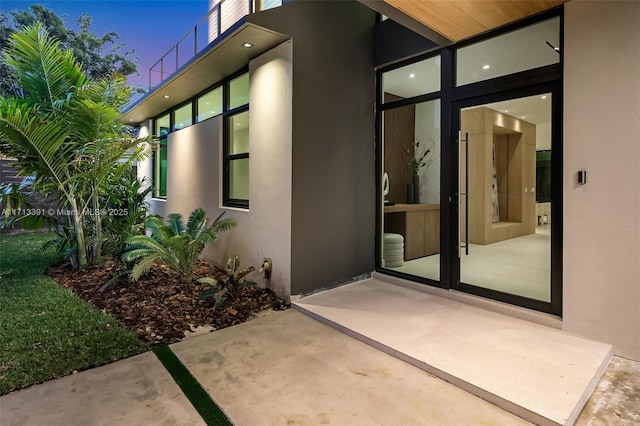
<box><xmin>563</xmin><ymin>0</ymin><xmax>640</xmax><ymax>359</ymax></box>
<box><xmin>137</xmin><ymin>41</ymin><xmax>293</xmax><ymax>299</ymax></box>
<box><xmin>249</xmin><ymin>0</ymin><xmax>377</xmax><ymax>295</ymax></box>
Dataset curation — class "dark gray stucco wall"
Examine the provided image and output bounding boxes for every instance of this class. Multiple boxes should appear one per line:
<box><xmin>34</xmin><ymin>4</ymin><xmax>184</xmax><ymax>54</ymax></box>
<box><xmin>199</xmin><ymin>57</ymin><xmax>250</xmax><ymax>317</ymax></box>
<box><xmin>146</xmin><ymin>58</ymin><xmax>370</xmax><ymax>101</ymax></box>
<box><xmin>249</xmin><ymin>0</ymin><xmax>377</xmax><ymax>295</ymax></box>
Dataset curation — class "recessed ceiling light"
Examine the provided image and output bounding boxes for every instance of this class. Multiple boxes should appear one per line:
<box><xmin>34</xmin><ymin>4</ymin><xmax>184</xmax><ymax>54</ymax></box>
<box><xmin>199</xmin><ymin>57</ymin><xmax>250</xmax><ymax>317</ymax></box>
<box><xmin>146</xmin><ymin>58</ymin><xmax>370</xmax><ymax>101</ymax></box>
<box><xmin>504</xmin><ymin>109</ymin><xmax>509</xmax><ymax>113</ymax></box>
<box><xmin>163</xmin><ymin>95</ymin><xmax>170</xmax><ymax>98</ymax></box>
<box><xmin>482</xmin><ymin>64</ymin><xmax>490</xmax><ymax>70</ymax></box>
<box><xmin>129</xmin><ymin>118</ymin><xmax>133</xmax><ymax>122</ymax></box>
<box><xmin>541</xmin><ymin>95</ymin><xmax>548</xmax><ymax>99</ymax></box>
<box><xmin>521</xmin><ymin>116</ymin><xmax>526</xmax><ymax>119</ymax></box>
<box><xmin>409</xmin><ymin>73</ymin><xmax>415</xmax><ymax>78</ymax></box>
<box><xmin>242</xmin><ymin>42</ymin><xmax>253</xmax><ymax>48</ymax></box>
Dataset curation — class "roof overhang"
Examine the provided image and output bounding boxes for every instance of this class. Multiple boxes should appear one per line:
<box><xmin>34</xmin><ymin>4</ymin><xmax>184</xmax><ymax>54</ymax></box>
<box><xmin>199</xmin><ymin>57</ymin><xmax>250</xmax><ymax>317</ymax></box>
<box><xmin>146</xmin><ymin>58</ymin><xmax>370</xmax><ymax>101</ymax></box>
<box><xmin>363</xmin><ymin>0</ymin><xmax>568</xmax><ymax>44</ymax></box>
<box><xmin>122</xmin><ymin>20</ymin><xmax>290</xmax><ymax>125</ymax></box>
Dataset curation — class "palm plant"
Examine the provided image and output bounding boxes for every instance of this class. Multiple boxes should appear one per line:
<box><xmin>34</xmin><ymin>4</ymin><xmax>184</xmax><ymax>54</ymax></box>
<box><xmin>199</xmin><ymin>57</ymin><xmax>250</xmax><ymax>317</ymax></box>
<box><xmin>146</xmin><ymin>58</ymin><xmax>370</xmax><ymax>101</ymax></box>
<box><xmin>0</xmin><ymin>24</ymin><xmax>148</xmax><ymax>268</ymax></box>
<box><xmin>100</xmin><ymin>172</ymin><xmax>153</xmax><ymax>262</ymax></box>
<box><xmin>122</xmin><ymin>208</ymin><xmax>236</xmax><ymax>284</ymax></box>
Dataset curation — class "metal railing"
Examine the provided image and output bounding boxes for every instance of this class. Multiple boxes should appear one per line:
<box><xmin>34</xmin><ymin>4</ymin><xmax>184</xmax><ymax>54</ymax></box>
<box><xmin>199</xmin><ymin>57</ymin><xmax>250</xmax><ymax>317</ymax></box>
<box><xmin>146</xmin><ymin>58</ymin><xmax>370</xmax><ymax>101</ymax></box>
<box><xmin>148</xmin><ymin>0</ymin><xmax>282</xmax><ymax>90</ymax></box>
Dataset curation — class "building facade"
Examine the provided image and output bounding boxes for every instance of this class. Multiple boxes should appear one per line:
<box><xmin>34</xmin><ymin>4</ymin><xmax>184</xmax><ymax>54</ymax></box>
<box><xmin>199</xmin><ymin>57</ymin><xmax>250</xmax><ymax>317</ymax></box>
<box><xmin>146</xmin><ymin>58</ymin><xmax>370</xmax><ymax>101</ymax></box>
<box><xmin>124</xmin><ymin>0</ymin><xmax>640</xmax><ymax>360</ymax></box>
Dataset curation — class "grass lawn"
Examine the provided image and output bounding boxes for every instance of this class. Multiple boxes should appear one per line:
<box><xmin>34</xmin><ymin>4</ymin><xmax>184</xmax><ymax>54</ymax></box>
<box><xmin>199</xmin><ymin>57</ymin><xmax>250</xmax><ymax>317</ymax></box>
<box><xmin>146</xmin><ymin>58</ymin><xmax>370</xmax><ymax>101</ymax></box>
<box><xmin>0</xmin><ymin>232</ymin><xmax>148</xmax><ymax>395</ymax></box>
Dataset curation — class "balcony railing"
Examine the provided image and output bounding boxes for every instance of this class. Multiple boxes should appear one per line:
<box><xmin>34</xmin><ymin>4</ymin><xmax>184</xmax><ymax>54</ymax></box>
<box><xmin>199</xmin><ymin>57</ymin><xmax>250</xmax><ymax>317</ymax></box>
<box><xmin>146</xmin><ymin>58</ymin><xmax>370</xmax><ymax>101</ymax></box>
<box><xmin>148</xmin><ymin>0</ymin><xmax>282</xmax><ymax>90</ymax></box>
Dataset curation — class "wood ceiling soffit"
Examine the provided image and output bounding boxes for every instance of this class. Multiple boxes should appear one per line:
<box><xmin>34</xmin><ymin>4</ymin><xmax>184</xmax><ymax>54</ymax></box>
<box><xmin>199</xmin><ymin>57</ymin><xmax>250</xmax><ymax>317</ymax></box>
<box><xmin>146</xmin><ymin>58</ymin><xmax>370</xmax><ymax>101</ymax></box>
<box><xmin>383</xmin><ymin>0</ymin><xmax>567</xmax><ymax>42</ymax></box>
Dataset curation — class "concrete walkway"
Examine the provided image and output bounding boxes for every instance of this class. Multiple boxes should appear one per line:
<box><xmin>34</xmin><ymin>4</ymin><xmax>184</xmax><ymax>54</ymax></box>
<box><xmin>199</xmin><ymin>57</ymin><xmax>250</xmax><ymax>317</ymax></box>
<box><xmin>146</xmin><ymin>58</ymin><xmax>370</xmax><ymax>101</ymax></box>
<box><xmin>1</xmin><ymin>309</ymin><xmax>637</xmax><ymax>426</ymax></box>
<box><xmin>1</xmin><ymin>310</ymin><xmax>529</xmax><ymax>426</ymax></box>
<box><xmin>0</xmin><ymin>351</ymin><xmax>204</xmax><ymax>426</ymax></box>
<box><xmin>293</xmin><ymin>276</ymin><xmax>613</xmax><ymax>426</ymax></box>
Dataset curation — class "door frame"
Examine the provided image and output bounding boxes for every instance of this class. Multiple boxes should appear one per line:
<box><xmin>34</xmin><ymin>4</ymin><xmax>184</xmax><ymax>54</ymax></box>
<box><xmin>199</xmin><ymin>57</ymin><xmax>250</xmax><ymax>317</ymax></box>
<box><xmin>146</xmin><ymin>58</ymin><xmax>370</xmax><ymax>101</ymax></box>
<box><xmin>375</xmin><ymin>7</ymin><xmax>564</xmax><ymax>316</ymax></box>
<box><xmin>448</xmin><ymin>82</ymin><xmax>563</xmax><ymax>316</ymax></box>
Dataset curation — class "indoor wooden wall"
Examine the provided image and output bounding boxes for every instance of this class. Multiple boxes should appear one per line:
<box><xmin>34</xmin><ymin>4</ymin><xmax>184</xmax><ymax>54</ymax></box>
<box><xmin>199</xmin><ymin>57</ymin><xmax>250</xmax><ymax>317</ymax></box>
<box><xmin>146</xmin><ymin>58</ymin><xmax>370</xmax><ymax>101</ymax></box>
<box><xmin>461</xmin><ymin>107</ymin><xmax>536</xmax><ymax>245</ymax></box>
<box><xmin>383</xmin><ymin>93</ymin><xmax>415</xmax><ymax>203</ymax></box>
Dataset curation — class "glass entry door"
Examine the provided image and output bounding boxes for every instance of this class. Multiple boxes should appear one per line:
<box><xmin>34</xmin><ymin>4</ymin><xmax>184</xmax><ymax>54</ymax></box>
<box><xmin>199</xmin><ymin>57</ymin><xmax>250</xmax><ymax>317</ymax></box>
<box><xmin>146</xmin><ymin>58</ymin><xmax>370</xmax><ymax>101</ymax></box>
<box><xmin>453</xmin><ymin>92</ymin><xmax>558</xmax><ymax>312</ymax></box>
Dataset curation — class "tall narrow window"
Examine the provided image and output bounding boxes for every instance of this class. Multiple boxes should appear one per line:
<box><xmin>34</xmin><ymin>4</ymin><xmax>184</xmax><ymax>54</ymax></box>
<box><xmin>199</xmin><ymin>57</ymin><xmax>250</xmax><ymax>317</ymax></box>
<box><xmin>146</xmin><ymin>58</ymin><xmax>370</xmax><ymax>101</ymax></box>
<box><xmin>152</xmin><ymin>137</ymin><xmax>168</xmax><ymax>198</ymax></box>
<box><xmin>153</xmin><ymin>114</ymin><xmax>169</xmax><ymax>199</ymax></box>
<box><xmin>226</xmin><ymin>111</ymin><xmax>249</xmax><ymax>203</ymax></box>
<box><xmin>223</xmin><ymin>72</ymin><xmax>249</xmax><ymax>208</ymax></box>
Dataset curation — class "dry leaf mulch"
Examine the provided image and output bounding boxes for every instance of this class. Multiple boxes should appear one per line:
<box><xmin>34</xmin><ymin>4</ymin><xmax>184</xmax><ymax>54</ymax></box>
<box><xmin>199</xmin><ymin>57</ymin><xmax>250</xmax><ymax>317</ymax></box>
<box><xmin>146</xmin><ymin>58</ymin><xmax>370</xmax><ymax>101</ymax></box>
<box><xmin>47</xmin><ymin>260</ymin><xmax>288</xmax><ymax>346</ymax></box>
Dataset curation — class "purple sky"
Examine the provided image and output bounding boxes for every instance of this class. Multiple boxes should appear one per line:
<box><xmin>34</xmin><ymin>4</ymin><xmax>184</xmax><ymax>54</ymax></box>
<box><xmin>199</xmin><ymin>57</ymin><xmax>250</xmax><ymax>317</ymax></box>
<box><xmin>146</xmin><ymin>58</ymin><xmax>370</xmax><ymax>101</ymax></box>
<box><xmin>2</xmin><ymin>1</ymin><xmax>210</xmax><ymax>89</ymax></box>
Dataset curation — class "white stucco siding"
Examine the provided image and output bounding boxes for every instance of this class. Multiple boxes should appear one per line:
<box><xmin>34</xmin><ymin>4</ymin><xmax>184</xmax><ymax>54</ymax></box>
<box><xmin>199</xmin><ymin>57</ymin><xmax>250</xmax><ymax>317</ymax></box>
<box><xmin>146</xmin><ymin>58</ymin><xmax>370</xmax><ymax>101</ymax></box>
<box><xmin>138</xmin><ymin>40</ymin><xmax>293</xmax><ymax>299</ymax></box>
<box><xmin>563</xmin><ymin>0</ymin><xmax>640</xmax><ymax>360</ymax></box>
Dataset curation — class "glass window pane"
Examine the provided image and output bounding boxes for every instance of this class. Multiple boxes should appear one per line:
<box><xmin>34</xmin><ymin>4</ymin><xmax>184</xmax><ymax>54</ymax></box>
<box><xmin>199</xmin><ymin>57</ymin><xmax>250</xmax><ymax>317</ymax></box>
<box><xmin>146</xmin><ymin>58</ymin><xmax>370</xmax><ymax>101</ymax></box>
<box><xmin>459</xmin><ymin>93</ymin><xmax>552</xmax><ymax>302</ymax></box>
<box><xmin>229</xmin><ymin>158</ymin><xmax>249</xmax><ymax>200</ymax></box>
<box><xmin>381</xmin><ymin>55</ymin><xmax>441</xmax><ymax>102</ymax></box>
<box><xmin>154</xmin><ymin>138</ymin><xmax>167</xmax><ymax>198</ymax></box>
<box><xmin>173</xmin><ymin>103</ymin><xmax>193</xmax><ymax>131</ymax></box>
<box><xmin>229</xmin><ymin>72</ymin><xmax>249</xmax><ymax>109</ymax></box>
<box><xmin>155</xmin><ymin>114</ymin><xmax>170</xmax><ymax>136</ymax></box>
<box><xmin>197</xmin><ymin>87</ymin><xmax>223</xmax><ymax>122</ymax></box>
<box><xmin>257</xmin><ymin>0</ymin><xmax>282</xmax><ymax>11</ymax></box>
<box><xmin>381</xmin><ymin>99</ymin><xmax>441</xmax><ymax>281</ymax></box>
<box><xmin>456</xmin><ymin>17</ymin><xmax>560</xmax><ymax>86</ymax></box>
<box><xmin>229</xmin><ymin>111</ymin><xmax>249</xmax><ymax>154</ymax></box>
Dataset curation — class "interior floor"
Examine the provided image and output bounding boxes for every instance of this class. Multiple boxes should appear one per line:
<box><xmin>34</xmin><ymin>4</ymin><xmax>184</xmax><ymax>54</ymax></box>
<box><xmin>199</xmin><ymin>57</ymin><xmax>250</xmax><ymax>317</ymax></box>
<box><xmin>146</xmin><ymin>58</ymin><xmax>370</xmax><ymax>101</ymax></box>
<box><xmin>293</xmin><ymin>275</ymin><xmax>612</xmax><ymax>426</ymax></box>
<box><xmin>389</xmin><ymin>225</ymin><xmax>550</xmax><ymax>301</ymax></box>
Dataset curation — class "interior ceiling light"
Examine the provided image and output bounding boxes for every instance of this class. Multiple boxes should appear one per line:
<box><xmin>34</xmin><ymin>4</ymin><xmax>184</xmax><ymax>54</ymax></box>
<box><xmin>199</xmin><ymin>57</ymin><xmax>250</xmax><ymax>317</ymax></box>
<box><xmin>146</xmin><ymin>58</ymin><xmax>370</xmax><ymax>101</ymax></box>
<box><xmin>242</xmin><ymin>42</ymin><xmax>253</xmax><ymax>48</ymax></box>
<box><xmin>163</xmin><ymin>95</ymin><xmax>170</xmax><ymax>98</ymax></box>
<box><xmin>541</xmin><ymin>95</ymin><xmax>548</xmax><ymax>99</ymax></box>
<box><xmin>409</xmin><ymin>73</ymin><xmax>415</xmax><ymax>78</ymax></box>
<box><xmin>482</xmin><ymin>64</ymin><xmax>490</xmax><ymax>70</ymax></box>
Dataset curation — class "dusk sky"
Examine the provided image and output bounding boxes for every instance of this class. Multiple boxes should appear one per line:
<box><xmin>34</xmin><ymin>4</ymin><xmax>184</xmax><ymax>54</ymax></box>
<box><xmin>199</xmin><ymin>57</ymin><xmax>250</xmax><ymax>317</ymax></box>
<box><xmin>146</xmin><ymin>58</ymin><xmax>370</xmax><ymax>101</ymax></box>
<box><xmin>2</xmin><ymin>1</ymin><xmax>211</xmax><ymax>89</ymax></box>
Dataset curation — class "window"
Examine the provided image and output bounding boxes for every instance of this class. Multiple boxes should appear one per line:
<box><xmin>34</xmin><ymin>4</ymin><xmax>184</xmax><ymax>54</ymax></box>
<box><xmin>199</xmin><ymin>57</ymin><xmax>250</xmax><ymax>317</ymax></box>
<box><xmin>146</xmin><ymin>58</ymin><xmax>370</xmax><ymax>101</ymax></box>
<box><xmin>381</xmin><ymin>55</ymin><xmax>441</xmax><ymax>102</ymax></box>
<box><xmin>456</xmin><ymin>17</ymin><xmax>560</xmax><ymax>86</ymax></box>
<box><xmin>152</xmin><ymin>136</ymin><xmax>167</xmax><ymax>199</ymax></box>
<box><xmin>197</xmin><ymin>86</ymin><xmax>223</xmax><ymax>122</ymax></box>
<box><xmin>155</xmin><ymin>113</ymin><xmax>170</xmax><ymax>136</ymax></box>
<box><xmin>152</xmin><ymin>114</ymin><xmax>169</xmax><ymax>199</ymax></box>
<box><xmin>149</xmin><ymin>69</ymin><xmax>249</xmax><ymax>206</ymax></box>
<box><xmin>173</xmin><ymin>102</ymin><xmax>193</xmax><ymax>131</ymax></box>
<box><xmin>229</xmin><ymin>73</ymin><xmax>249</xmax><ymax>109</ymax></box>
<box><xmin>223</xmin><ymin>71</ymin><xmax>249</xmax><ymax>208</ymax></box>
<box><xmin>226</xmin><ymin>111</ymin><xmax>250</xmax><ymax>203</ymax></box>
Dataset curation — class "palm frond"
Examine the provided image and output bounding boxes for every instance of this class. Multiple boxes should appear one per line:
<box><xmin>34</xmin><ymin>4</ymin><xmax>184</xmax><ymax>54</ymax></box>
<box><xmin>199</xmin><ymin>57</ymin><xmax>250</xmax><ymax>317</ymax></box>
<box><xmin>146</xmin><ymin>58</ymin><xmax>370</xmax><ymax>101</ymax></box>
<box><xmin>166</xmin><ymin>213</ymin><xmax>185</xmax><ymax>235</ymax></box>
<box><xmin>4</xmin><ymin>23</ymin><xmax>87</xmax><ymax>114</ymax></box>
<box><xmin>186</xmin><ymin>208</ymin><xmax>207</xmax><ymax>239</ymax></box>
<box><xmin>130</xmin><ymin>253</ymin><xmax>161</xmax><ymax>281</ymax></box>
<box><xmin>210</xmin><ymin>218</ymin><xmax>237</xmax><ymax>237</ymax></box>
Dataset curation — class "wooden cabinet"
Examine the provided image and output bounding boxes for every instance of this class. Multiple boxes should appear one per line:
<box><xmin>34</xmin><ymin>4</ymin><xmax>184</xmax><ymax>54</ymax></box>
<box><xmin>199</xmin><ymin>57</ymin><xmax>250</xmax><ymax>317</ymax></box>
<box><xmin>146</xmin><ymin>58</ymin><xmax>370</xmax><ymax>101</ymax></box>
<box><xmin>384</xmin><ymin>204</ymin><xmax>440</xmax><ymax>260</ymax></box>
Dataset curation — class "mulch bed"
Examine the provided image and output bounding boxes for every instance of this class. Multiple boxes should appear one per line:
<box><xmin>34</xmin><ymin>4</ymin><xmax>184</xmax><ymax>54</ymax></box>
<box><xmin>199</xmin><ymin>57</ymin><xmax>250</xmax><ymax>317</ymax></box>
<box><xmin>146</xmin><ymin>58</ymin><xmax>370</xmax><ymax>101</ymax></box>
<box><xmin>47</xmin><ymin>260</ymin><xmax>288</xmax><ymax>346</ymax></box>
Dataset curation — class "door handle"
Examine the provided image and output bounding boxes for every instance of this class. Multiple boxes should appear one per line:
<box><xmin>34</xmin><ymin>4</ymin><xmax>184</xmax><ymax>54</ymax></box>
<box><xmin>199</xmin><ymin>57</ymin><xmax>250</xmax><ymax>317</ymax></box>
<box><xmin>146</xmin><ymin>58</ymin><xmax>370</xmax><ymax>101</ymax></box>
<box><xmin>458</xmin><ymin>131</ymin><xmax>469</xmax><ymax>257</ymax></box>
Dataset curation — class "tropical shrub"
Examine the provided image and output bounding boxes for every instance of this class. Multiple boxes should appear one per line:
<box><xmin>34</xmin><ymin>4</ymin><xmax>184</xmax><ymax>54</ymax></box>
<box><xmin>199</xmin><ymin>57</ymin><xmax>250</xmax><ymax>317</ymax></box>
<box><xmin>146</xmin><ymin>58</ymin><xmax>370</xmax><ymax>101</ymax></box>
<box><xmin>122</xmin><ymin>208</ymin><xmax>236</xmax><ymax>284</ymax></box>
<box><xmin>100</xmin><ymin>171</ymin><xmax>153</xmax><ymax>261</ymax></box>
<box><xmin>0</xmin><ymin>24</ymin><xmax>148</xmax><ymax>269</ymax></box>
<box><xmin>197</xmin><ymin>256</ymin><xmax>257</xmax><ymax>309</ymax></box>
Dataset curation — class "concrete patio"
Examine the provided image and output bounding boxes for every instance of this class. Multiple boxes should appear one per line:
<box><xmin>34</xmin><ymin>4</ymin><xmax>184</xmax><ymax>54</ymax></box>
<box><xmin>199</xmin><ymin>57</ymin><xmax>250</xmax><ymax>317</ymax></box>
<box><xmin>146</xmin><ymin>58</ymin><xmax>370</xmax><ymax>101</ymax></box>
<box><xmin>1</xmin><ymin>292</ymin><xmax>637</xmax><ymax>426</ymax></box>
